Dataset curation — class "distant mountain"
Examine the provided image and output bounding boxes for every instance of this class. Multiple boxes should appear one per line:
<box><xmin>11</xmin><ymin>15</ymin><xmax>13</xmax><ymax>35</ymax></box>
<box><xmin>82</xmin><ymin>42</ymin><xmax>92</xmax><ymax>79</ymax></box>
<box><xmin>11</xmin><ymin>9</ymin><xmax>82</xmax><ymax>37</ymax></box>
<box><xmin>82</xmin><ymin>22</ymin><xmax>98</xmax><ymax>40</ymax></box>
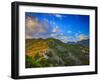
<box><xmin>67</xmin><ymin>39</ymin><xmax>89</xmax><ymax>47</ymax></box>
<box><xmin>67</xmin><ymin>42</ymin><xmax>76</xmax><ymax>44</ymax></box>
<box><xmin>77</xmin><ymin>39</ymin><xmax>89</xmax><ymax>47</ymax></box>
<box><xmin>26</xmin><ymin>38</ymin><xmax>89</xmax><ymax>68</ymax></box>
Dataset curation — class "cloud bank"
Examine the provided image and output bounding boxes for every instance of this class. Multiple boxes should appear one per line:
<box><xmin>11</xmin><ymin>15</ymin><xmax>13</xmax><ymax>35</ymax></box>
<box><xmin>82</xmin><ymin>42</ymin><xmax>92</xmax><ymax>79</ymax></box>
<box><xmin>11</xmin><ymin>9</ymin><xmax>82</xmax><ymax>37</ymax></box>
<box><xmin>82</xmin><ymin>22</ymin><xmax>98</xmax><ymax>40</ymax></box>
<box><xmin>25</xmin><ymin>16</ymin><xmax>89</xmax><ymax>43</ymax></box>
<box><xmin>25</xmin><ymin>16</ymin><xmax>55</xmax><ymax>39</ymax></box>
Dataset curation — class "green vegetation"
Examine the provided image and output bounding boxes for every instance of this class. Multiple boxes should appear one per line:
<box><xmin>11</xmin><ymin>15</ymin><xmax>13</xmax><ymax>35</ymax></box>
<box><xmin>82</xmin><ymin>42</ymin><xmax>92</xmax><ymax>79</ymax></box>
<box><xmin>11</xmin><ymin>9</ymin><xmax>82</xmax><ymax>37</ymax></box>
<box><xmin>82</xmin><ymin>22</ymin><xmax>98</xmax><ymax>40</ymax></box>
<box><xmin>25</xmin><ymin>38</ymin><xmax>89</xmax><ymax>68</ymax></box>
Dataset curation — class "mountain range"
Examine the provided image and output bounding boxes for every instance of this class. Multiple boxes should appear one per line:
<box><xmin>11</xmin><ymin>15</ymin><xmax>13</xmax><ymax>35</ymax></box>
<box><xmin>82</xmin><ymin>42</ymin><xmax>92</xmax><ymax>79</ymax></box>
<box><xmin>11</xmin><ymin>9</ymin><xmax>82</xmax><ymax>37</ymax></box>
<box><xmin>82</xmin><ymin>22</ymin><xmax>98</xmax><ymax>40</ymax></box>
<box><xmin>67</xmin><ymin>39</ymin><xmax>89</xmax><ymax>47</ymax></box>
<box><xmin>26</xmin><ymin>38</ymin><xmax>89</xmax><ymax>68</ymax></box>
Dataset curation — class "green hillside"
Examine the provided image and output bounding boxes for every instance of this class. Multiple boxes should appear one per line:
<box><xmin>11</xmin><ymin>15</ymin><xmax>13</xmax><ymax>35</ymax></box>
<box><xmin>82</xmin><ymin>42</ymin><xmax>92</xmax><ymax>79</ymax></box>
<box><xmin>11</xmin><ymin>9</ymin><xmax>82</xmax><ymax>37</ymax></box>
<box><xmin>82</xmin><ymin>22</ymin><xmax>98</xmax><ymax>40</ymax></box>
<box><xmin>25</xmin><ymin>38</ymin><xmax>89</xmax><ymax>68</ymax></box>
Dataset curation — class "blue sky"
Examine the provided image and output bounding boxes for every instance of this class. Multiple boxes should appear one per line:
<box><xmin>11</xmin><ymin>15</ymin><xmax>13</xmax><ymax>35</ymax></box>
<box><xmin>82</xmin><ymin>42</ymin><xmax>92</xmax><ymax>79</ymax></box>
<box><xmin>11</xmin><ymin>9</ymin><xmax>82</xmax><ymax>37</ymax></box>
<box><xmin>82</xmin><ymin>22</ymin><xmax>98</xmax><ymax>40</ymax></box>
<box><xmin>25</xmin><ymin>12</ymin><xmax>89</xmax><ymax>43</ymax></box>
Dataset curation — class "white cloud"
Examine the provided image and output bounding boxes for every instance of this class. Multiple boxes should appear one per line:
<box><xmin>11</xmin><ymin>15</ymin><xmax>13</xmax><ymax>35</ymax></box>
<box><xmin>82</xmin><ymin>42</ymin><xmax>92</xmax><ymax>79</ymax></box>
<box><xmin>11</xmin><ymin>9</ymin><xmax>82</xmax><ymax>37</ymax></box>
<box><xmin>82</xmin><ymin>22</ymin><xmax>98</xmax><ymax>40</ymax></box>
<box><xmin>52</xmin><ymin>26</ymin><xmax>59</xmax><ymax>33</ymax></box>
<box><xmin>52</xmin><ymin>28</ymin><xmax>57</xmax><ymax>33</ymax></box>
<box><xmin>55</xmin><ymin>14</ymin><xmax>62</xmax><ymax>18</ymax></box>
<box><xmin>55</xmin><ymin>14</ymin><xmax>63</xmax><ymax>20</ymax></box>
<box><xmin>60</xmin><ymin>33</ymin><xmax>64</xmax><ymax>35</ymax></box>
<box><xmin>50</xmin><ymin>33</ymin><xmax>56</xmax><ymax>37</ymax></box>
<box><xmin>78</xmin><ymin>34</ymin><xmax>88</xmax><ymax>41</ymax></box>
<box><xmin>25</xmin><ymin>16</ymin><xmax>53</xmax><ymax>39</ymax></box>
<box><xmin>26</xmin><ymin>16</ymin><xmax>45</xmax><ymax>33</ymax></box>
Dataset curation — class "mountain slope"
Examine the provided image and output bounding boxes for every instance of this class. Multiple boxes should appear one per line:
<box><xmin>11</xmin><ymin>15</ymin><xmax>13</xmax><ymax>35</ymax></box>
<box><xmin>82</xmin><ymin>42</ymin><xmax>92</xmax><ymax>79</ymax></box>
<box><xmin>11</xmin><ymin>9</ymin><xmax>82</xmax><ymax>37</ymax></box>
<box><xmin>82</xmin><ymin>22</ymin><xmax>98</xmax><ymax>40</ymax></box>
<box><xmin>67</xmin><ymin>39</ymin><xmax>89</xmax><ymax>47</ymax></box>
<box><xmin>77</xmin><ymin>39</ymin><xmax>89</xmax><ymax>47</ymax></box>
<box><xmin>26</xmin><ymin>38</ymin><xmax>89</xmax><ymax>68</ymax></box>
